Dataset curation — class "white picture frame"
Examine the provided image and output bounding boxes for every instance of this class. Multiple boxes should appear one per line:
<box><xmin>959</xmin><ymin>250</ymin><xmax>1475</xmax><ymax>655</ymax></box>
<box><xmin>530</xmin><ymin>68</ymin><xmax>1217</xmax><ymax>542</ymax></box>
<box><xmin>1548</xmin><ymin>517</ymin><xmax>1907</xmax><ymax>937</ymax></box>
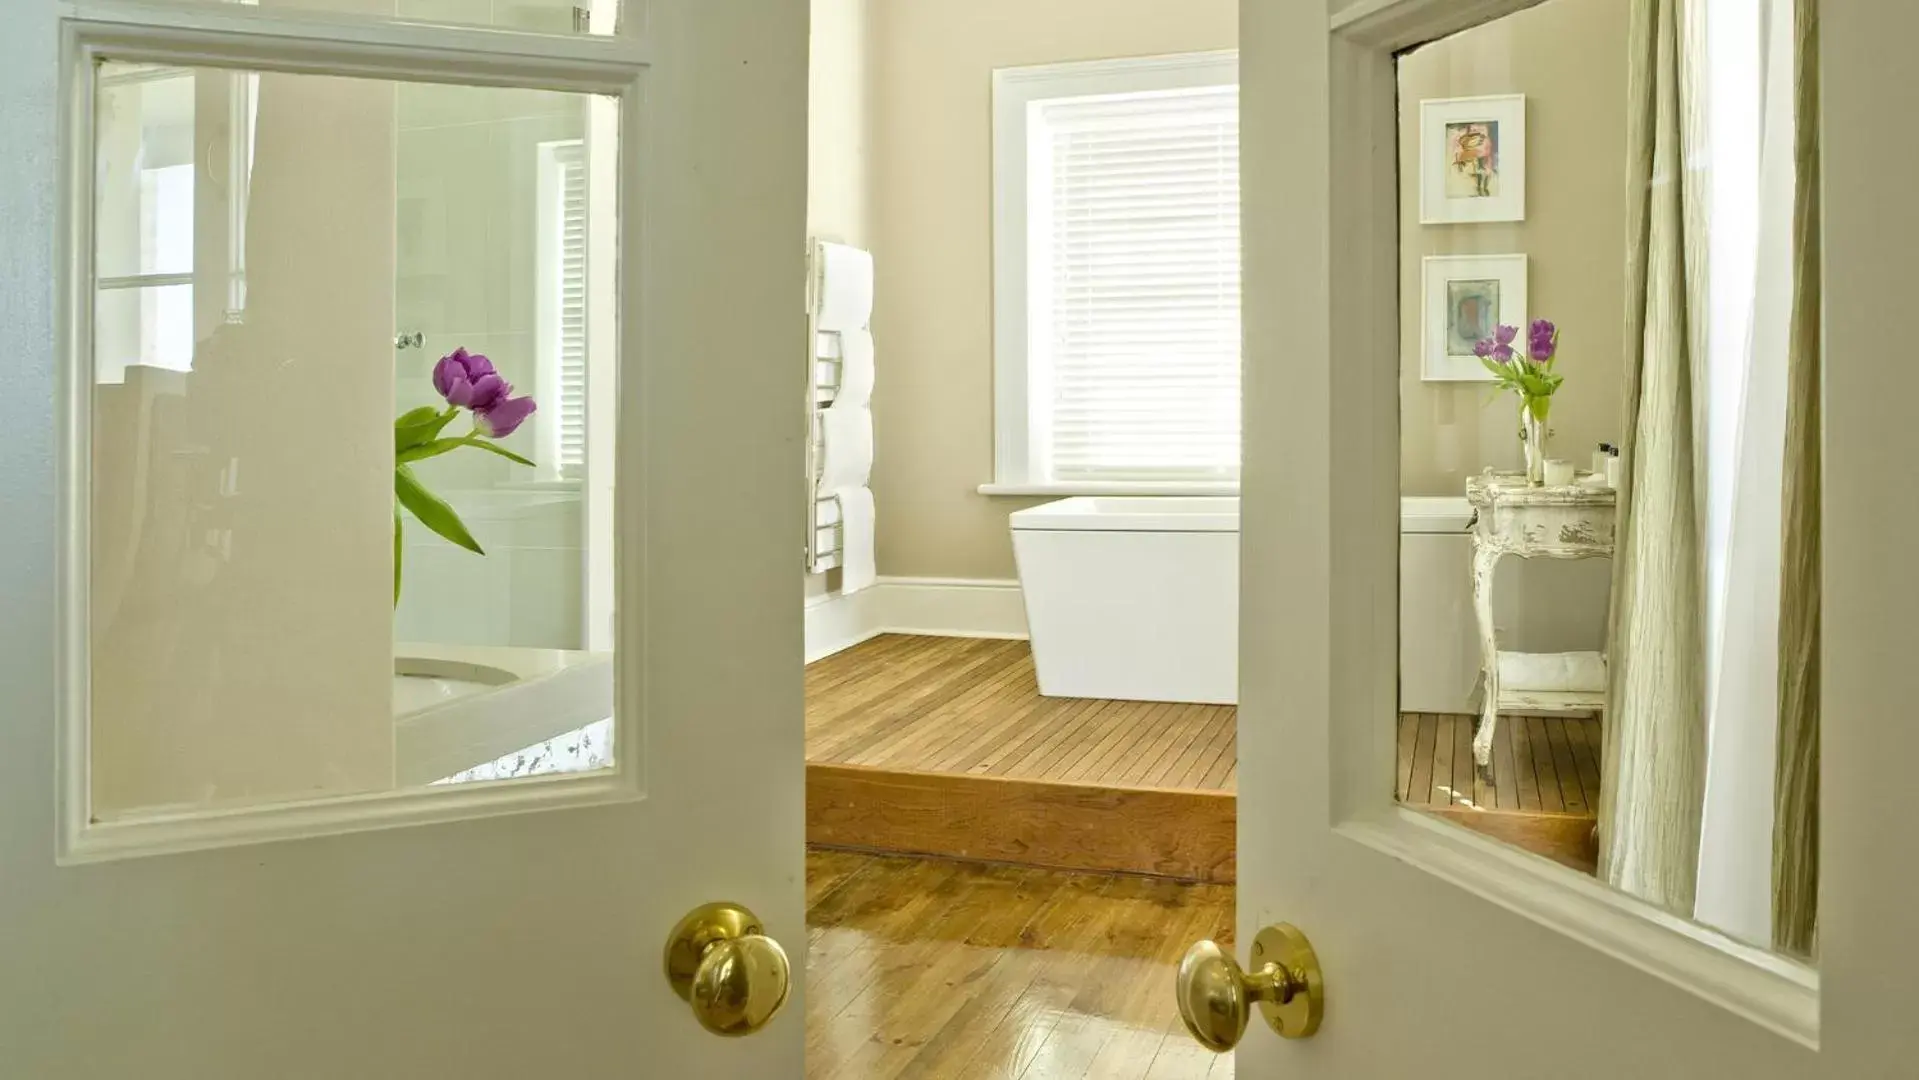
<box><xmin>1421</xmin><ymin>253</ymin><xmax>1528</xmax><ymax>382</ymax></box>
<box><xmin>1419</xmin><ymin>94</ymin><xmax>1527</xmax><ymax>224</ymax></box>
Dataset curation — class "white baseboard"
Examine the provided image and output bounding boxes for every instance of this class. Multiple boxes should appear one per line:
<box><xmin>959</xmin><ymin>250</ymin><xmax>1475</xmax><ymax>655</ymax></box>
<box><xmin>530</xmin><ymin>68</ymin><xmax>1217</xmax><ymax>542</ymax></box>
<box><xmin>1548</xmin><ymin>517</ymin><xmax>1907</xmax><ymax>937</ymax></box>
<box><xmin>804</xmin><ymin>576</ymin><xmax>1027</xmax><ymax>663</ymax></box>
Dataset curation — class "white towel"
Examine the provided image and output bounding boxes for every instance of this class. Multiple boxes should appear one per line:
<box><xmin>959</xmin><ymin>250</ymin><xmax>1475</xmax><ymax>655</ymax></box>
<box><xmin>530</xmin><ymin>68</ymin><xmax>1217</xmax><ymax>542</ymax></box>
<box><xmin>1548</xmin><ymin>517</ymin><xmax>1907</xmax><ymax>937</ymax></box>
<box><xmin>818</xmin><ymin>405</ymin><xmax>873</xmax><ymax>490</ymax></box>
<box><xmin>834</xmin><ymin>486</ymin><xmax>877</xmax><ymax>593</ymax></box>
<box><xmin>836</xmin><ymin>328</ymin><xmax>875</xmax><ymax>409</ymax></box>
<box><xmin>814</xmin><ymin>241</ymin><xmax>874</xmax><ymax>332</ymax></box>
<box><xmin>1497</xmin><ymin>650</ymin><xmax>1607</xmax><ymax>694</ymax></box>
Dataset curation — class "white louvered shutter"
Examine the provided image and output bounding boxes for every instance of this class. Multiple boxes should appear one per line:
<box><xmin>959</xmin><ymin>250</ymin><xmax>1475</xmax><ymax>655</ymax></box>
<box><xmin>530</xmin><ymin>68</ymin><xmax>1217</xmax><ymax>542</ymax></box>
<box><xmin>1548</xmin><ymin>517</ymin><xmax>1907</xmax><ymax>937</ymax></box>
<box><xmin>555</xmin><ymin>141</ymin><xmax>588</xmax><ymax>476</ymax></box>
<box><xmin>1030</xmin><ymin>85</ymin><xmax>1240</xmax><ymax>482</ymax></box>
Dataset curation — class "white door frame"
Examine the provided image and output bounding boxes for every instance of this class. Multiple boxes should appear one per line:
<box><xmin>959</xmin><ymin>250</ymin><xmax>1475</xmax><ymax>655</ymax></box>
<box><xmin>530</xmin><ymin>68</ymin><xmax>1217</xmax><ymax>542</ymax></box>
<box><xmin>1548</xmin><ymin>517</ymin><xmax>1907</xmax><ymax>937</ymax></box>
<box><xmin>1240</xmin><ymin>0</ymin><xmax>1910</xmax><ymax>1069</ymax></box>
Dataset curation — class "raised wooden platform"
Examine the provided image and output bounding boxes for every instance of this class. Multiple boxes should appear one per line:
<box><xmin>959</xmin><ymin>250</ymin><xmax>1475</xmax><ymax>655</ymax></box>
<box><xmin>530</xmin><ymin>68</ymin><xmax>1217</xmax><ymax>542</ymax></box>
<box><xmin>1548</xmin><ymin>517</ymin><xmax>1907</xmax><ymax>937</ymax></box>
<box><xmin>805</xmin><ymin>636</ymin><xmax>1604</xmax><ymax>882</ymax></box>
<box><xmin>1395</xmin><ymin>711</ymin><xmax>1601</xmax><ymax>874</ymax></box>
<box><xmin>806</xmin><ymin>635</ymin><xmax>1235</xmax><ymax>883</ymax></box>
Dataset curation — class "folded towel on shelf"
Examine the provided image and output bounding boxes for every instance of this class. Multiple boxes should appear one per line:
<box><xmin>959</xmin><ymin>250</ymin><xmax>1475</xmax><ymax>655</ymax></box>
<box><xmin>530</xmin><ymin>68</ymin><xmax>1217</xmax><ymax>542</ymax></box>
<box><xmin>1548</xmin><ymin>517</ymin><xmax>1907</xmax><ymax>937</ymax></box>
<box><xmin>1497</xmin><ymin>650</ymin><xmax>1607</xmax><ymax>693</ymax></box>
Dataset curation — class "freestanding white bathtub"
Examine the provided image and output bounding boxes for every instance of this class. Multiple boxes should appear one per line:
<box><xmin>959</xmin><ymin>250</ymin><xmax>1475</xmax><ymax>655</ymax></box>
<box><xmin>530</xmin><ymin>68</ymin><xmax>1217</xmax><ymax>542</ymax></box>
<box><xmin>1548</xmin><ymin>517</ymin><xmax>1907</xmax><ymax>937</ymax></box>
<box><xmin>1011</xmin><ymin>497</ymin><xmax>1239</xmax><ymax>705</ymax></box>
<box><xmin>1011</xmin><ymin>494</ymin><xmax>1610</xmax><ymax>710</ymax></box>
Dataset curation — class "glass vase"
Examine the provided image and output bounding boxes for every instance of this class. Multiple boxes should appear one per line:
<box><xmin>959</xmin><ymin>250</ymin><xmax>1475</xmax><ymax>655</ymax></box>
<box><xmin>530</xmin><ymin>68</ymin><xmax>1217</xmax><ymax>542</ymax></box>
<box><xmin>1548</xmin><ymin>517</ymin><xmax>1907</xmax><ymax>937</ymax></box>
<box><xmin>1521</xmin><ymin>397</ymin><xmax>1550</xmax><ymax>485</ymax></box>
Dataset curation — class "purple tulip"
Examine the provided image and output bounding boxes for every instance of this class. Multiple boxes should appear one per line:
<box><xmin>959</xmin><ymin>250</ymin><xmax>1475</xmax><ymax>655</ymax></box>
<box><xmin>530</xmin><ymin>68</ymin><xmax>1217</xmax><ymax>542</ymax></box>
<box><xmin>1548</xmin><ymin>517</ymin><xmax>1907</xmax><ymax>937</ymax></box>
<box><xmin>1473</xmin><ymin>339</ymin><xmax>1494</xmax><ymax>359</ymax></box>
<box><xmin>1528</xmin><ymin>319</ymin><xmax>1557</xmax><ymax>363</ymax></box>
<box><xmin>475</xmin><ymin>393</ymin><xmax>537</xmax><ymax>438</ymax></box>
<box><xmin>433</xmin><ymin>348</ymin><xmax>507</xmax><ymax>410</ymax></box>
<box><xmin>1494</xmin><ymin>324</ymin><xmax>1518</xmax><ymax>346</ymax></box>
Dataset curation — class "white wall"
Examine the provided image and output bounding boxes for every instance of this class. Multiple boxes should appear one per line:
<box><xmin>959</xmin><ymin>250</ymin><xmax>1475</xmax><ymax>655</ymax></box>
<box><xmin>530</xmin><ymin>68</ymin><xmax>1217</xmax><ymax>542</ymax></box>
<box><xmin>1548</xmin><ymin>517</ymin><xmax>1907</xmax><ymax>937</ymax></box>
<box><xmin>392</xmin><ymin>83</ymin><xmax>590</xmax><ymax>649</ymax></box>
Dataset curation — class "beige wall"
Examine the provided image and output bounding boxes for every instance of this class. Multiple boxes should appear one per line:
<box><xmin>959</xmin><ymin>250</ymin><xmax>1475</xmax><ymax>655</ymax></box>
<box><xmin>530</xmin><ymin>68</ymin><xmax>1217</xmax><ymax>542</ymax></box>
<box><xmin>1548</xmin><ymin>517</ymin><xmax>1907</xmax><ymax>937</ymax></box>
<box><xmin>869</xmin><ymin>0</ymin><xmax>1237</xmax><ymax>580</ymax></box>
<box><xmin>1397</xmin><ymin>0</ymin><xmax>1628</xmax><ymax>496</ymax></box>
<box><xmin>92</xmin><ymin>69</ymin><xmax>396</xmax><ymax>814</ymax></box>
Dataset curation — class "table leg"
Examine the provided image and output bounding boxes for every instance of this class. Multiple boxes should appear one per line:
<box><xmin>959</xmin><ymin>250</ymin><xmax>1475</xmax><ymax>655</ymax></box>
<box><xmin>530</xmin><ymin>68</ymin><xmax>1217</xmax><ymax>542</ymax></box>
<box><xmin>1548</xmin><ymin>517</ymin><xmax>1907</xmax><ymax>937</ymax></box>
<box><xmin>1470</xmin><ymin>542</ymin><xmax>1501</xmax><ymax>768</ymax></box>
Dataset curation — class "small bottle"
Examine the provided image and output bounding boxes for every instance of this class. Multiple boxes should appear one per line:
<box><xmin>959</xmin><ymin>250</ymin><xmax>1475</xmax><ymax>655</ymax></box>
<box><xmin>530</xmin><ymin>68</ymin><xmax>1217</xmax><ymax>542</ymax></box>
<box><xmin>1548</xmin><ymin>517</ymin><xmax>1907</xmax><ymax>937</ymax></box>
<box><xmin>1592</xmin><ymin>444</ymin><xmax>1612</xmax><ymax>477</ymax></box>
<box><xmin>1605</xmin><ymin>446</ymin><xmax>1622</xmax><ymax>489</ymax></box>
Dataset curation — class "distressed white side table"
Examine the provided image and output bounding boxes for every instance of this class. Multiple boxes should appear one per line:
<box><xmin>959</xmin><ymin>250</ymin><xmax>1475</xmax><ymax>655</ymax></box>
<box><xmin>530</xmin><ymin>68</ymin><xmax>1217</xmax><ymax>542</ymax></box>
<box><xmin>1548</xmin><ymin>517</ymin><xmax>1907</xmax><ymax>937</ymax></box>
<box><xmin>1464</xmin><ymin>471</ymin><xmax>1616</xmax><ymax>767</ymax></box>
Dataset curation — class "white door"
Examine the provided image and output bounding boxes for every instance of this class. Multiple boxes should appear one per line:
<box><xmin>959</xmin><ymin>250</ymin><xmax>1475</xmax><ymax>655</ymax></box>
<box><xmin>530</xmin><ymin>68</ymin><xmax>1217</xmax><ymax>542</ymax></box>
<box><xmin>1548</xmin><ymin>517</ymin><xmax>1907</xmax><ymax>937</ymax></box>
<box><xmin>1222</xmin><ymin>0</ymin><xmax>1913</xmax><ymax>1076</ymax></box>
<box><xmin>0</xmin><ymin>0</ymin><xmax>809</xmax><ymax>1076</ymax></box>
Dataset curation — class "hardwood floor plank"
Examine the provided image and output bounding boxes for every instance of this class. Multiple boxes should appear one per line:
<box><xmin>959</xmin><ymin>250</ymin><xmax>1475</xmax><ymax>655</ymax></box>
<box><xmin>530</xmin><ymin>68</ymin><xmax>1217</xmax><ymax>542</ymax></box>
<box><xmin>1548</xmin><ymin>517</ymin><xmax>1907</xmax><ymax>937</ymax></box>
<box><xmin>808</xmin><ymin>637</ymin><xmax>1237</xmax><ymax>794</ymax></box>
<box><xmin>888</xmin><ymin>870</ymin><xmax>1121</xmax><ymax>1080</ymax></box>
<box><xmin>1491</xmin><ymin>714</ymin><xmax>1518</xmax><ymax>811</ymax></box>
<box><xmin>822</xmin><ymin>640</ymin><xmax>1021</xmax><ymax>763</ymax></box>
<box><xmin>1075</xmin><ymin>898</ymin><xmax>1227</xmax><ymax>1079</ymax></box>
<box><xmin>1196</xmin><ymin>711</ymin><xmax>1238</xmax><ymax>791</ymax></box>
<box><xmin>856</xmin><ymin>646</ymin><xmax>1034</xmax><ymax>769</ymax></box>
<box><xmin>1526</xmin><ymin>716</ymin><xmax>1565</xmax><ymax>813</ymax></box>
<box><xmin>902</xmin><ymin>658</ymin><xmax>1043</xmax><ymax>771</ymax></box>
<box><xmin>1451</xmin><ymin>713</ymin><xmax>1476</xmax><ymax>807</ymax></box>
<box><xmin>1014</xmin><ymin>875</ymin><xmax>1217</xmax><ymax>1078</ymax></box>
<box><xmin>806</xmin><ymin>848</ymin><xmax>875</xmax><ymax>909</ymax></box>
<box><xmin>1429</xmin><ymin>714</ymin><xmax>1456</xmax><ymax>806</ymax></box>
<box><xmin>1510</xmin><ymin>714</ymin><xmax>1542</xmax><ymax>812</ymax></box>
<box><xmin>1406</xmin><ymin>713</ymin><xmax>1437</xmax><ymax>807</ymax></box>
<box><xmin>1062</xmin><ymin>699</ymin><xmax>1166</xmax><ymax>785</ymax></box>
<box><xmin>817</xmin><ymin>866</ymin><xmax>1061</xmax><ymax>1080</ymax></box>
<box><xmin>807</xmin><ymin>857</ymin><xmax>971</xmax><ymax>1000</ymax></box>
<box><xmin>1544</xmin><ymin>718</ymin><xmax>1587</xmax><ymax>814</ymax></box>
<box><xmin>1568</xmin><ymin>717</ymin><xmax>1604</xmax><ymax>809</ymax></box>
<box><xmin>1111</xmin><ymin>702</ymin><xmax>1191</xmax><ymax>787</ymax></box>
<box><xmin>971</xmin><ymin>697</ymin><xmax>1107</xmax><ymax>777</ymax></box>
<box><xmin>1126</xmin><ymin>704</ymin><xmax>1217</xmax><ymax>788</ymax></box>
<box><xmin>1395</xmin><ymin>712</ymin><xmax>1417</xmax><ymax>801</ymax></box>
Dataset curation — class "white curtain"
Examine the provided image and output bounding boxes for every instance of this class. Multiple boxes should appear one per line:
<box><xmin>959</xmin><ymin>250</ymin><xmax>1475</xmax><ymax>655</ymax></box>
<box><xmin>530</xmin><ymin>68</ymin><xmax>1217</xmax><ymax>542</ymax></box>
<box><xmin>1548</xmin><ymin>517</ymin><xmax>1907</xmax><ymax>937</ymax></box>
<box><xmin>1599</xmin><ymin>0</ymin><xmax>1713</xmax><ymax>913</ymax></box>
<box><xmin>1693</xmin><ymin>0</ymin><xmax>1798</xmax><ymax>947</ymax></box>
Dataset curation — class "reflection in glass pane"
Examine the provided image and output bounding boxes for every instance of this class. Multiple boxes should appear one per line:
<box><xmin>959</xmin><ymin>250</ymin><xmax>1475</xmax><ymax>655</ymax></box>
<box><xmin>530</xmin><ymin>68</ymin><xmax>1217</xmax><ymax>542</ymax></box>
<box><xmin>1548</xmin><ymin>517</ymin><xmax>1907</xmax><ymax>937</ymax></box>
<box><xmin>88</xmin><ymin>62</ymin><xmax>620</xmax><ymax>821</ymax></box>
<box><xmin>1393</xmin><ymin>0</ymin><xmax>1819</xmax><ymax>959</ymax></box>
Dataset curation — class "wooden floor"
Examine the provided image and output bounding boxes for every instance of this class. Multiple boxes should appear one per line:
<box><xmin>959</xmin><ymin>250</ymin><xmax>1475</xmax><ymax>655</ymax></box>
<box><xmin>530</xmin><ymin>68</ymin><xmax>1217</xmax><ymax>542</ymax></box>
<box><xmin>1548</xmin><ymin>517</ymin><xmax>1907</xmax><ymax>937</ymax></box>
<box><xmin>805</xmin><ymin>636</ymin><xmax>1600</xmax><ymax>880</ymax></box>
<box><xmin>1395</xmin><ymin>711</ymin><xmax>1603</xmax><ymax>814</ymax></box>
<box><xmin>806</xmin><ymin>635</ymin><xmax>1236</xmax><ymax>792</ymax></box>
<box><xmin>1395</xmin><ymin>712</ymin><xmax>1601</xmax><ymax>873</ymax></box>
<box><xmin>806</xmin><ymin>636</ymin><xmax>1237</xmax><ymax>882</ymax></box>
<box><xmin>806</xmin><ymin>849</ymin><xmax>1233</xmax><ymax>1080</ymax></box>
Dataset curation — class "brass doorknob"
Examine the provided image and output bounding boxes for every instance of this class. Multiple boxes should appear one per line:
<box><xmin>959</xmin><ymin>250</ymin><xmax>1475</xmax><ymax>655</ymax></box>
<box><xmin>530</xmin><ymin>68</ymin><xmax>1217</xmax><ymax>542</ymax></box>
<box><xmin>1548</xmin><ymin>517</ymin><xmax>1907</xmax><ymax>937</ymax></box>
<box><xmin>1175</xmin><ymin>923</ymin><xmax>1324</xmax><ymax>1052</ymax></box>
<box><xmin>663</xmin><ymin>902</ymin><xmax>792</xmax><ymax>1036</ymax></box>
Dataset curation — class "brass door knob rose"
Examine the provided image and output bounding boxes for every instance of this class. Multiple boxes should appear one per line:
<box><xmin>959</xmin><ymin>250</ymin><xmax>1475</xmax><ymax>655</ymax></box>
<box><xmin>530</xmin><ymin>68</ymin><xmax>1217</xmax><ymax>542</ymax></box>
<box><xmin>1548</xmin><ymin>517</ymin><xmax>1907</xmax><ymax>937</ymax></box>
<box><xmin>664</xmin><ymin>902</ymin><xmax>792</xmax><ymax>1036</ymax></box>
<box><xmin>1174</xmin><ymin>923</ymin><xmax>1324</xmax><ymax>1052</ymax></box>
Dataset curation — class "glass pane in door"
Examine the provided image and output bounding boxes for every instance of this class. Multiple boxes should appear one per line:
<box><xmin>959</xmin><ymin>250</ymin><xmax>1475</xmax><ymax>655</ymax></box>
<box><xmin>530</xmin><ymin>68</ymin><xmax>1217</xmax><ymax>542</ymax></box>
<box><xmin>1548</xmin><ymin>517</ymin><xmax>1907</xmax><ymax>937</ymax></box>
<box><xmin>88</xmin><ymin>62</ymin><xmax>621</xmax><ymax>819</ymax></box>
<box><xmin>1390</xmin><ymin>0</ymin><xmax>1821</xmax><ymax>960</ymax></box>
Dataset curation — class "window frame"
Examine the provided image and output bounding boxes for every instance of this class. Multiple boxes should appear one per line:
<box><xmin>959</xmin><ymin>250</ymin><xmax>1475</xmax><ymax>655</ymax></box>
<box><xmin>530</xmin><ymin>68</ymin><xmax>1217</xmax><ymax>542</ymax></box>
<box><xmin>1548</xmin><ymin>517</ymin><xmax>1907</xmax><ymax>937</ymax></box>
<box><xmin>984</xmin><ymin>49</ymin><xmax>1241</xmax><ymax>497</ymax></box>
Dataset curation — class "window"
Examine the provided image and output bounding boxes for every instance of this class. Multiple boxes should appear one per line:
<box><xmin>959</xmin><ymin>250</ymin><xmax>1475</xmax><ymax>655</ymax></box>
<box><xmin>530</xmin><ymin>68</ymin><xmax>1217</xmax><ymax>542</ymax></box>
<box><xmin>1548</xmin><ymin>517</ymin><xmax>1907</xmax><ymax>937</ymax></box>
<box><xmin>989</xmin><ymin>52</ymin><xmax>1240</xmax><ymax>493</ymax></box>
<box><xmin>537</xmin><ymin>138</ymin><xmax>588</xmax><ymax>478</ymax></box>
<box><xmin>93</xmin><ymin>66</ymin><xmax>256</xmax><ymax>385</ymax></box>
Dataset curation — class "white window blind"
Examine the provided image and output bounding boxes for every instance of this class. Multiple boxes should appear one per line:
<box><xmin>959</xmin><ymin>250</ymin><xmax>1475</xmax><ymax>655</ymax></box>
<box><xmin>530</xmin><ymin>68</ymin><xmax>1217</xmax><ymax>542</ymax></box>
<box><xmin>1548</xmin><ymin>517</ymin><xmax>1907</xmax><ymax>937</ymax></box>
<box><xmin>552</xmin><ymin>141</ymin><xmax>588</xmax><ymax>474</ymax></box>
<box><xmin>1029</xmin><ymin>84</ymin><xmax>1240</xmax><ymax>483</ymax></box>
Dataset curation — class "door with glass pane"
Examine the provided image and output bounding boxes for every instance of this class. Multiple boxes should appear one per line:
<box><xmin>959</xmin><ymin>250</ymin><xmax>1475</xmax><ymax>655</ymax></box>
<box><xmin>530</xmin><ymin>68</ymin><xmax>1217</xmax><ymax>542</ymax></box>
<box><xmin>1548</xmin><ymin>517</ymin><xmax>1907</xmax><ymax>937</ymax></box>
<box><xmin>0</xmin><ymin>0</ymin><xmax>808</xmax><ymax>1075</ymax></box>
<box><xmin>1209</xmin><ymin>0</ymin><xmax>1917</xmax><ymax>1076</ymax></box>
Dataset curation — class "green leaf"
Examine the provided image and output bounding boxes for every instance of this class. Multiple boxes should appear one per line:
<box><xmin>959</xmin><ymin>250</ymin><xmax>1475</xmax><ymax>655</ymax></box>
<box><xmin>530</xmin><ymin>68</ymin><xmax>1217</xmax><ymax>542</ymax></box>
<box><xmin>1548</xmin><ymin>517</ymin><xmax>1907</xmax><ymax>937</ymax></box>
<box><xmin>396</xmin><ymin>437</ymin><xmax>467</xmax><ymax>464</ymax></box>
<box><xmin>457</xmin><ymin>436</ymin><xmax>537</xmax><ymax>468</ymax></box>
<box><xmin>395</xmin><ymin>406</ymin><xmax>459</xmax><ymax>454</ymax></box>
<box><xmin>393</xmin><ymin>505</ymin><xmax>403</xmax><ymax>607</ymax></box>
<box><xmin>395</xmin><ymin>464</ymin><xmax>485</xmax><ymax>555</ymax></box>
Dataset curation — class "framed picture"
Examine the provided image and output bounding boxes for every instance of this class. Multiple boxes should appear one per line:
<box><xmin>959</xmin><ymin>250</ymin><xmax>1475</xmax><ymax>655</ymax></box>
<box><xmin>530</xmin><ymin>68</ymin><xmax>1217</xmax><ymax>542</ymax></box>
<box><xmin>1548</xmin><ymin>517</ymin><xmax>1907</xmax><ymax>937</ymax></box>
<box><xmin>1421</xmin><ymin>253</ymin><xmax>1527</xmax><ymax>382</ymax></box>
<box><xmin>1419</xmin><ymin>95</ymin><xmax>1526</xmax><ymax>224</ymax></box>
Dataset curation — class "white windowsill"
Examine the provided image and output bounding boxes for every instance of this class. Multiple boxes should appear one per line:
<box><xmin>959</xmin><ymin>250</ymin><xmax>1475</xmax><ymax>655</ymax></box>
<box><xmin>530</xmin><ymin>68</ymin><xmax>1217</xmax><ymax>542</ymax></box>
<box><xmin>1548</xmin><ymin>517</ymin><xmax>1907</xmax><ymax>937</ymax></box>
<box><xmin>977</xmin><ymin>481</ymin><xmax>1240</xmax><ymax>497</ymax></box>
